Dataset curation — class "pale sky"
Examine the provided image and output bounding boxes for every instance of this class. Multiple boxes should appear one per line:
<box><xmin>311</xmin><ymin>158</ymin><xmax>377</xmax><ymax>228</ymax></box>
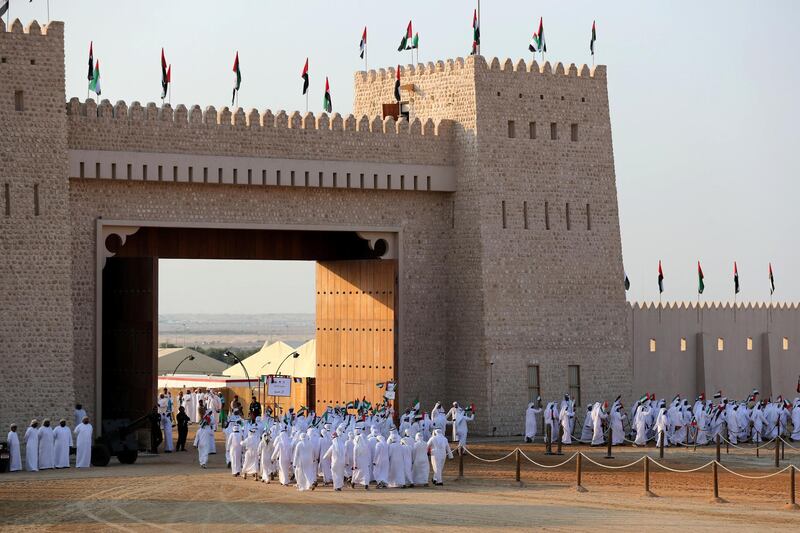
<box><xmin>13</xmin><ymin>0</ymin><xmax>799</xmax><ymax>312</ymax></box>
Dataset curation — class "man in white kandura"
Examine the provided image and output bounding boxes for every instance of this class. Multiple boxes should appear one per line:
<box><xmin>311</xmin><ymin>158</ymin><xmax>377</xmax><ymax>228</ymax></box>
<box><xmin>590</xmin><ymin>402</ymin><xmax>608</xmax><ymax>446</ymax></box>
<box><xmin>226</xmin><ymin>424</ymin><xmax>243</xmax><ymax>476</ymax></box>
<box><xmin>293</xmin><ymin>432</ymin><xmax>316</xmax><ymax>491</ymax></box>
<box><xmin>351</xmin><ymin>428</ymin><xmax>371</xmax><ymax>490</ymax></box>
<box><xmin>53</xmin><ymin>419</ymin><xmax>73</xmax><ymax>468</ymax></box>
<box><xmin>524</xmin><ymin>401</ymin><xmax>542</xmax><ymax>443</ymax></box>
<box><xmin>241</xmin><ymin>427</ymin><xmax>260</xmax><ymax>480</ymax></box>
<box><xmin>271</xmin><ymin>428</ymin><xmax>292</xmax><ymax>486</ymax></box>
<box><xmin>193</xmin><ymin>420</ymin><xmax>213</xmax><ymax>468</ymax></box>
<box><xmin>412</xmin><ymin>432</ymin><xmax>430</xmax><ymax>486</ymax></box>
<box><xmin>7</xmin><ymin>424</ymin><xmax>21</xmax><ymax>472</ymax></box>
<box><xmin>322</xmin><ymin>431</ymin><xmax>347</xmax><ymax>491</ymax></box>
<box><xmin>74</xmin><ymin>416</ymin><xmax>93</xmax><ymax>468</ymax></box>
<box><xmin>24</xmin><ymin>420</ymin><xmax>39</xmax><ymax>472</ymax></box>
<box><xmin>427</xmin><ymin>428</ymin><xmax>453</xmax><ymax>486</ymax></box>
<box><xmin>37</xmin><ymin>419</ymin><xmax>55</xmax><ymax>470</ymax></box>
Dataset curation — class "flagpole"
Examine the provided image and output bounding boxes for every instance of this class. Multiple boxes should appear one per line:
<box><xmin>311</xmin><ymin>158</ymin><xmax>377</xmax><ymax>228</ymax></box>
<box><xmin>477</xmin><ymin>0</ymin><xmax>481</xmax><ymax>56</ymax></box>
<box><xmin>47</xmin><ymin>0</ymin><xmax>50</xmax><ymax>23</ymax></box>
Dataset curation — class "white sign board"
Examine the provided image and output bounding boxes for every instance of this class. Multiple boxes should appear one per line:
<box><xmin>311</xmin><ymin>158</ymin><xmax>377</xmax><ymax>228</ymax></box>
<box><xmin>266</xmin><ymin>376</ymin><xmax>291</xmax><ymax>397</ymax></box>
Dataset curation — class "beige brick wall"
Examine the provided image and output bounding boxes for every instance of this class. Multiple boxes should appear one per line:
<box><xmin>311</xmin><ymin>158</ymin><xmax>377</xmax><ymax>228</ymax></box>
<box><xmin>354</xmin><ymin>57</ymin><xmax>629</xmax><ymax>434</ymax></box>
<box><xmin>0</xmin><ymin>20</ymin><xmax>75</xmax><ymax>433</ymax></box>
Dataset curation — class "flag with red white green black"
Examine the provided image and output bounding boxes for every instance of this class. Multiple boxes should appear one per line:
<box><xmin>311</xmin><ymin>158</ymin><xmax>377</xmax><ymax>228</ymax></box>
<box><xmin>398</xmin><ymin>20</ymin><xmax>413</xmax><ymax>51</ymax></box>
<box><xmin>323</xmin><ymin>77</ymin><xmax>332</xmax><ymax>113</ymax></box>
<box><xmin>697</xmin><ymin>261</ymin><xmax>705</xmax><ymax>295</ymax></box>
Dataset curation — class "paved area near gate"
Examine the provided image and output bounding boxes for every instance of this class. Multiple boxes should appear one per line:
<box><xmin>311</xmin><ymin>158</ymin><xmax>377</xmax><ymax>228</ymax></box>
<box><xmin>1</xmin><ymin>434</ymin><xmax>799</xmax><ymax>532</ymax></box>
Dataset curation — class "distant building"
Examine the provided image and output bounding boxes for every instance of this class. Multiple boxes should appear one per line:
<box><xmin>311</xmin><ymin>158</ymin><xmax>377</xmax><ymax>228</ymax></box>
<box><xmin>158</xmin><ymin>347</ymin><xmax>228</xmax><ymax>376</ymax></box>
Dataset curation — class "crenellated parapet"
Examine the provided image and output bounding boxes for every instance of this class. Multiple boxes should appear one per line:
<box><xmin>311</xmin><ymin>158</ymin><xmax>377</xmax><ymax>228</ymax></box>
<box><xmin>66</xmin><ymin>98</ymin><xmax>453</xmax><ymax>168</ymax></box>
<box><xmin>630</xmin><ymin>301</ymin><xmax>800</xmax><ymax>311</ymax></box>
<box><xmin>354</xmin><ymin>55</ymin><xmax>604</xmax><ymax>82</ymax></box>
<box><xmin>0</xmin><ymin>17</ymin><xmax>63</xmax><ymax>37</ymax></box>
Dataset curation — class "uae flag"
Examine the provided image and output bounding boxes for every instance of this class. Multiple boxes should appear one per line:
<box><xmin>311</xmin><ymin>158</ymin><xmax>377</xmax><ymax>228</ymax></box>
<box><xmin>624</xmin><ymin>272</ymin><xmax>630</xmax><ymax>291</ymax></box>
<box><xmin>590</xmin><ymin>20</ymin><xmax>596</xmax><ymax>55</ymax></box>
<box><xmin>410</xmin><ymin>32</ymin><xmax>419</xmax><ymax>50</ymax></box>
<box><xmin>657</xmin><ymin>260</ymin><xmax>664</xmax><ymax>294</ymax></box>
<box><xmin>394</xmin><ymin>65</ymin><xmax>401</xmax><ymax>102</ymax></box>
<box><xmin>160</xmin><ymin>48</ymin><xmax>169</xmax><ymax>99</ymax></box>
<box><xmin>471</xmin><ymin>9</ymin><xmax>480</xmax><ymax>55</ymax></box>
<box><xmin>301</xmin><ymin>58</ymin><xmax>309</xmax><ymax>95</ymax></box>
<box><xmin>323</xmin><ymin>76</ymin><xmax>332</xmax><ymax>112</ymax></box>
<box><xmin>398</xmin><ymin>20</ymin><xmax>413</xmax><ymax>51</ymax></box>
<box><xmin>412</xmin><ymin>398</ymin><xmax>420</xmax><ymax>411</ymax></box>
<box><xmin>89</xmin><ymin>60</ymin><xmax>101</xmax><ymax>96</ymax></box>
<box><xmin>231</xmin><ymin>51</ymin><xmax>241</xmax><ymax>106</ymax></box>
<box><xmin>733</xmin><ymin>261</ymin><xmax>740</xmax><ymax>294</ymax></box>
<box><xmin>87</xmin><ymin>42</ymin><xmax>94</xmax><ymax>81</ymax></box>
<box><xmin>359</xmin><ymin>27</ymin><xmax>367</xmax><ymax>59</ymax></box>
<box><xmin>0</xmin><ymin>0</ymin><xmax>7</xmax><ymax>18</ymax></box>
<box><xmin>697</xmin><ymin>261</ymin><xmax>705</xmax><ymax>295</ymax></box>
<box><xmin>769</xmin><ymin>263</ymin><xmax>775</xmax><ymax>295</ymax></box>
<box><xmin>529</xmin><ymin>17</ymin><xmax>546</xmax><ymax>53</ymax></box>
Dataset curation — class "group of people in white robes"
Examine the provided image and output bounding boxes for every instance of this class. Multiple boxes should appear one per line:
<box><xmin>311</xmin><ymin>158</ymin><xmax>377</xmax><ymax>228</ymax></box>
<box><xmin>530</xmin><ymin>394</ymin><xmax>621</xmax><ymax>446</ymax></box>
<box><xmin>6</xmin><ymin>415</ymin><xmax>93</xmax><ymax>472</ymax></box>
<box><xmin>524</xmin><ymin>391</ymin><xmax>800</xmax><ymax>448</ymax></box>
<box><xmin>210</xmin><ymin>403</ymin><xmax>461</xmax><ymax>490</ymax></box>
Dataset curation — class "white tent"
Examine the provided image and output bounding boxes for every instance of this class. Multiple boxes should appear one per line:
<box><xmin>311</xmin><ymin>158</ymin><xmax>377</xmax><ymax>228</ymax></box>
<box><xmin>223</xmin><ymin>339</ymin><xmax>316</xmax><ymax>379</ymax></box>
<box><xmin>158</xmin><ymin>347</ymin><xmax>228</xmax><ymax>376</ymax></box>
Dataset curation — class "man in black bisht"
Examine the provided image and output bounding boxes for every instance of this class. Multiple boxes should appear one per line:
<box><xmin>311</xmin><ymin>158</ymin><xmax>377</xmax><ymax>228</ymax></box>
<box><xmin>249</xmin><ymin>395</ymin><xmax>262</xmax><ymax>419</ymax></box>
<box><xmin>148</xmin><ymin>406</ymin><xmax>163</xmax><ymax>454</ymax></box>
<box><xmin>176</xmin><ymin>406</ymin><xmax>190</xmax><ymax>451</ymax></box>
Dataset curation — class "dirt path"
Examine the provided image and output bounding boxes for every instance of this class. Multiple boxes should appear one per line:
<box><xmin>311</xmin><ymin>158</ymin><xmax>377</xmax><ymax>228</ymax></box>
<box><xmin>1</xmin><ymin>438</ymin><xmax>798</xmax><ymax>531</ymax></box>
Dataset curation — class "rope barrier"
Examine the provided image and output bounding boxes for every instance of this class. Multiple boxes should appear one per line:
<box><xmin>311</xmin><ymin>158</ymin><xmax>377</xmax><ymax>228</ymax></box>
<box><xmin>715</xmin><ymin>462</ymin><xmax>796</xmax><ymax>480</ymax></box>
<box><xmin>718</xmin><ymin>435</ymin><xmax>777</xmax><ymax>451</ymax></box>
<box><xmin>519</xmin><ymin>450</ymin><xmax>579</xmax><ymax>469</ymax></box>
<box><xmin>780</xmin><ymin>437</ymin><xmax>800</xmax><ymax>450</ymax></box>
<box><xmin>461</xmin><ymin>447</ymin><xmax>517</xmax><ymax>463</ymax></box>
<box><xmin>580</xmin><ymin>453</ymin><xmax>645</xmax><ymax>470</ymax></box>
<box><xmin>648</xmin><ymin>458</ymin><xmax>716</xmax><ymax>473</ymax></box>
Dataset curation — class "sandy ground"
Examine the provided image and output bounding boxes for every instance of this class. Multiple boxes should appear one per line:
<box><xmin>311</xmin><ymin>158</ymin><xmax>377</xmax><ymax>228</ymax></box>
<box><xmin>1</xmin><ymin>431</ymin><xmax>799</xmax><ymax>532</ymax></box>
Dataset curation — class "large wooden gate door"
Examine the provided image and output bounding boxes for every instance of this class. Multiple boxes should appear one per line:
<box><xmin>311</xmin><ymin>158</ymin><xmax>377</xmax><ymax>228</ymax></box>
<box><xmin>102</xmin><ymin>257</ymin><xmax>157</xmax><ymax>428</ymax></box>
<box><xmin>315</xmin><ymin>260</ymin><xmax>396</xmax><ymax>412</ymax></box>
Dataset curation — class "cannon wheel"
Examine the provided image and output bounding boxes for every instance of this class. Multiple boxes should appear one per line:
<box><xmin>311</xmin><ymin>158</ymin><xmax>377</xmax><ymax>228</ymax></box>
<box><xmin>91</xmin><ymin>444</ymin><xmax>111</xmax><ymax>467</ymax></box>
<box><xmin>117</xmin><ymin>449</ymin><xmax>138</xmax><ymax>464</ymax></box>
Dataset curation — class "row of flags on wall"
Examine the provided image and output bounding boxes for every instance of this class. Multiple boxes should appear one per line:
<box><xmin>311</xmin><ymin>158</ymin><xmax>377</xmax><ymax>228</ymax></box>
<box><xmin>83</xmin><ymin>10</ymin><xmax>601</xmax><ymax>110</ymax></box>
<box><xmin>624</xmin><ymin>262</ymin><xmax>777</xmax><ymax>296</ymax></box>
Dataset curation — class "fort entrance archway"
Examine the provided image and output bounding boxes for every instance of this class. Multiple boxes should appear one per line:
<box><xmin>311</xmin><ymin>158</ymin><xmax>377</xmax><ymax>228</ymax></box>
<box><xmin>98</xmin><ymin>222</ymin><xmax>397</xmax><ymax>429</ymax></box>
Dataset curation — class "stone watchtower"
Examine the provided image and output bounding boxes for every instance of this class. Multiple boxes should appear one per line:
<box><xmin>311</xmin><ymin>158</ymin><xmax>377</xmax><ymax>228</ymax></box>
<box><xmin>354</xmin><ymin>56</ymin><xmax>629</xmax><ymax>433</ymax></box>
<box><xmin>0</xmin><ymin>20</ymin><xmax>75</xmax><ymax>424</ymax></box>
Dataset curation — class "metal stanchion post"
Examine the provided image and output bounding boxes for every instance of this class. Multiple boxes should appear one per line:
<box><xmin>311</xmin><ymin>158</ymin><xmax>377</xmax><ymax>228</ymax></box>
<box><xmin>782</xmin><ymin>439</ymin><xmax>785</xmax><ymax>461</ymax></box>
<box><xmin>458</xmin><ymin>447</ymin><xmax>464</xmax><ymax>478</ymax></box>
<box><xmin>686</xmin><ymin>425</ymin><xmax>690</xmax><ymax>447</ymax></box>
<box><xmin>659</xmin><ymin>430</ymin><xmax>664</xmax><ymax>459</ymax></box>
<box><xmin>775</xmin><ymin>436</ymin><xmax>780</xmax><ymax>468</ymax></box>
<box><xmin>715</xmin><ymin>434</ymin><xmax>721</xmax><ymax>462</ymax></box>
<box><xmin>515</xmin><ymin>448</ymin><xmax>521</xmax><ymax>483</ymax></box>
<box><xmin>605</xmin><ymin>428</ymin><xmax>614</xmax><ymax>459</ymax></box>
<box><xmin>757</xmin><ymin>441</ymin><xmax>760</xmax><ymax>458</ymax></box>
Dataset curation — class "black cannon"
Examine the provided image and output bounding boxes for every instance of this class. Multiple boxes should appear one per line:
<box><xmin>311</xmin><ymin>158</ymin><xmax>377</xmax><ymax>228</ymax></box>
<box><xmin>91</xmin><ymin>413</ymin><xmax>150</xmax><ymax>466</ymax></box>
